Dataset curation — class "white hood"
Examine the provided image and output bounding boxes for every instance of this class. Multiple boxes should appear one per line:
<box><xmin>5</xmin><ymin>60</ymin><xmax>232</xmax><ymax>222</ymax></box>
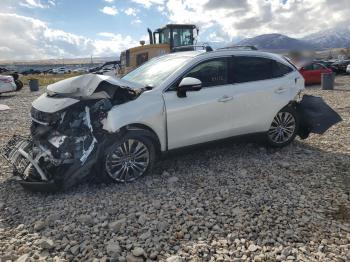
<box><xmin>46</xmin><ymin>74</ymin><xmax>143</xmax><ymax>97</ymax></box>
<box><xmin>33</xmin><ymin>74</ymin><xmax>144</xmax><ymax>113</ymax></box>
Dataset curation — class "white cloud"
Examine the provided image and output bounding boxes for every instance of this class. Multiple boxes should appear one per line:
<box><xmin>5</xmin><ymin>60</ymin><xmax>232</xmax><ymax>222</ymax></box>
<box><xmin>100</xmin><ymin>6</ymin><xmax>118</xmax><ymax>16</ymax></box>
<box><xmin>131</xmin><ymin>18</ymin><xmax>142</xmax><ymax>24</ymax></box>
<box><xmin>19</xmin><ymin>0</ymin><xmax>55</xmax><ymax>9</ymax></box>
<box><xmin>132</xmin><ymin>0</ymin><xmax>165</xmax><ymax>8</ymax></box>
<box><xmin>0</xmin><ymin>13</ymin><xmax>138</xmax><ymax>60</ymax></box>
<box><xmin>163</xmin><ymin>0</ymin><xmax>350</xmax><ymax>41</ymax></box>
<box><xmin>124</xmin><ymin>7</ymin><xmax>138</xmax><ymax>16</ymax></box>
<box><xmin>104</xmin><ymin>0</ymin><xmax>114</xmax><ymax>2</ymax></box>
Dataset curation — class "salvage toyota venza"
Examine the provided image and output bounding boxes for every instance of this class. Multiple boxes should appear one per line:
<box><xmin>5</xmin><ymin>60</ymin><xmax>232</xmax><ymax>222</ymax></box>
<box><xmin>1</xmin><ymin>50</ymin><xmax>342</xmax><ymax>191</ymax></box>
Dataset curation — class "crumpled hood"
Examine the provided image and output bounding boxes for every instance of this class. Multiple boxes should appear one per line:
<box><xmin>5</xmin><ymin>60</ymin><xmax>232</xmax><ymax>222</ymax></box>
<box><xmin>33</xmin><ymin>74</ymin><xmax>144</xmax><ymax>113</ymax></box>
<box><xmin>47</xmin><ymin>73</ymin><xmax>143</xmax><ymax>97</ymax></box>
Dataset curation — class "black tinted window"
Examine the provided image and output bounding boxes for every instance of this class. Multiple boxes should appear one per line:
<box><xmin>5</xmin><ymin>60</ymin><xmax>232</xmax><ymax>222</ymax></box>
<box><xmin>273</xmin><ymin>62</ymin><xmax>293</xmax><ymax>77</ymax></box>
<box><xmin>313</xmin><ymin>63</ymin><xmax>325</xmax><ymax>70</ymax></box>
<box><xmin>303</xmin><ymin>64</ymin><xmax>313</xmax><ymax>70</ymax></box>
<box><xmin>185</xmin><ymin>58</ymin><xmax>228</xmax><ymax>87</ymax></box>
<box><xmin>232</xmin><ymin>56</ymin><xmax>274</xmax><ymax>83</ymax></box>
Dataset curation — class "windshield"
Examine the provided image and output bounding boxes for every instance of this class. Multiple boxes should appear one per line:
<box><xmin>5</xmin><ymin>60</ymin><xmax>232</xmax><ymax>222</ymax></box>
<box><xmin>122</xmin><ymin>55</ymin><xmax>191</xmax><ymax>87</ymax></box>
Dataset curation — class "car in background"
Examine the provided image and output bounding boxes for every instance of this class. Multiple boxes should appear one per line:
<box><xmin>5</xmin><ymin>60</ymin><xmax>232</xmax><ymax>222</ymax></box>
<box><xmin>316</xmin><ymin>60</ymin><xmax>334</xmax><ymax>69</ymax></box>
<box><xmin>299</xmin><ymin>62</ymin><xmax>332</xmax><ymax>85</ymax></box>
<box><xmin>331</xmin><ymin>60</ymin><xmax>350</xmax><ymax>74</ymax></box>
<box><xmin>0</xmin><ymin>74</ymin><xmax>23</xmax><ymax>95</ymax></box>
<box><xmin>90</xmin><ymin>61</ymin><xmax>120</xmax><ymax>77</ymax></box>
<box><xmin>21</xmin><ymin>69</ymin><xmax>41</xmax><ymax>75</ymax></box>
<box><xmin>0</xmin><ymin>67</ymin><xmax>9</xmax><ymax>73</ymax></box>
<box><xmin>72</xmin><ymin>67</ymin><xmax>89</xmax><ymax>73</ymax></box>
<box><xmin>52</xmin><ymin>67</ymin><xmax>71</xmax><ymax>74</ymax></box>
<box><xmin>346</xmin><ymin>64</ymin><xmax>350</xmax><ymax>74</ymax></box>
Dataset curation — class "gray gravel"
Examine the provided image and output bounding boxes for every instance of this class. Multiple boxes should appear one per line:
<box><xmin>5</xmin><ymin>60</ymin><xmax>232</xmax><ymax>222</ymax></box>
<box><xmin>0</xmin><ymin>76</ymin><xmax>350</xmax><ymax>261</ymax></box>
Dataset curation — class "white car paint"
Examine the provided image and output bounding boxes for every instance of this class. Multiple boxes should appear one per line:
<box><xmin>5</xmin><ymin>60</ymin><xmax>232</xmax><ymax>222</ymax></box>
<box><xmin>346</xmin><ymin>64</ymin><xmax>350</xmax><ymax>74</ymax></box>
<box><xmin>0</xmin><ymin>75</ymin><xmax>17</xmax><ymax>94</ymax></box>
<box><xmin>32</xmin><ymin>50</ymin><xmax>304</xmax><ymax>152</ymax></box>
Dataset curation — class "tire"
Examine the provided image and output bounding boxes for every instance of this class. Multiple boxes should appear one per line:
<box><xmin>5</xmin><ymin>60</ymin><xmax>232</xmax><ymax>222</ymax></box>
<box><xmin>15</xmin><ymin>80</ymin><xmax>23</xmax><ymax>91</ymax></box>
<box><xmin>266</xmin><ymin>105</ymin><xmax>299</xmax><ymax>147</ymax></box>
<box><xmin>100</xmin><ymin>129</ymin><xmax>157</xmax><ymax>183</ymax></box>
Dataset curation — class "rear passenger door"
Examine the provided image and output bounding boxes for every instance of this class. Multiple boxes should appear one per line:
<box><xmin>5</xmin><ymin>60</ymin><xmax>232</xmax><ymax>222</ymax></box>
<box><xmin>229</xmin><ymin>56</ymin><xmax>295</xmax><ymax>134</ymax></box>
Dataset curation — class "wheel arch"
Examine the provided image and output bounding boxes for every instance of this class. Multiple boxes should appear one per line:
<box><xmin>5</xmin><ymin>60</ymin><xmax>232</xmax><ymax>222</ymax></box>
<box><xmin>121</xmin><ymin>123</ymin><xmax>162</xmax><ymax>156</ymax></box>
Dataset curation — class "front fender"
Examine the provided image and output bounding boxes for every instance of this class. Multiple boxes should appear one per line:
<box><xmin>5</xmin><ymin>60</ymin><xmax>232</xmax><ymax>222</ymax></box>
<box><xmin>102</xmin><ymin>91</ymin><xmax>167</xmax><ymax>151</ymax></box>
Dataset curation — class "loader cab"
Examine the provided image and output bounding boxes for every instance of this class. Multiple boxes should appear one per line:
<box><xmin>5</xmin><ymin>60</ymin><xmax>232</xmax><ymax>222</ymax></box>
<box><xmin>118</xmin><ymin>24</ymin><xmax>198</xmax><ymax>77</ymax></box>
<box><xmin>152</xmin><ymin>24</ymin><xmax>198</xmax><ymax>51</ymax></box>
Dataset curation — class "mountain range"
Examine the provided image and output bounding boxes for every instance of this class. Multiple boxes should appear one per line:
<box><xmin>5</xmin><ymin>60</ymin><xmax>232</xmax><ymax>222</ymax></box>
<box><xmin>235</xmin><ymin>26</ymin><xmax>350</xmax><ymax>51</ymax></box>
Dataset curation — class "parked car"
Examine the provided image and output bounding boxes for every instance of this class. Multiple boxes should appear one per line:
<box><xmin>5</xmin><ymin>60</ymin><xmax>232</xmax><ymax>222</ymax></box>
<box><xmin>331</xmin><ymin>60</ymin><xmax>350</xmax><ymax>74</ymax></box>
<box><xmin>91</xmin><ymin>61</ymin><xmax>120</xmax><ymax>77</ymax></box>
<box><xmin>2</xmin><ymin>50</ymin><xmax>342</xmax><ymax>191</ymax></box>
<box><xmin>0</xmin><ymin>67</ymin><xmax>9</xmax><ymax>73</ymax></box>
<box><xmin>299</xmin><ymin>62</ymin><xmax>332</xmax><ymax>85</ymax></box>
<box><xmin>315</xmin><ymin>60</ymin><xmax>334</xmax><ymax>69</ymax></box>
<box><xmin>52</xmin><ymin>67</ymin><xmax>71</xmax><ymax>74</ymax></box>
<box><xmin>72</xmin><ymin>67</ymin><xmax>89</xmax><ymax>73</ymax></box>
<box><xmin>21</xmin><ymin>69</ymin><xmax>41</xmax><ymax>75</ymax></box>
<box><xmin>0</xmin><ymin>74</ymin><xmax>23</xmax><ymax>95</ymax></box>
<box><xmin>346</xmin><ymin>64</ymin><xmax>350</xmax><ymax>74</ymax></box>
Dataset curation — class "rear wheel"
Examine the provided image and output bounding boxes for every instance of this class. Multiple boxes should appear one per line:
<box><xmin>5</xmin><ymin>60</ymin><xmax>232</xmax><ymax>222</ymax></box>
<box><xmin>266</xmin><ymin>106</ymin><xmax>299</xmax><ymax>147</ymax></box>
<box><xmin>102</xmin><ymin>130</ymin><xmax>156</xmax><ymax>183</ymax></box>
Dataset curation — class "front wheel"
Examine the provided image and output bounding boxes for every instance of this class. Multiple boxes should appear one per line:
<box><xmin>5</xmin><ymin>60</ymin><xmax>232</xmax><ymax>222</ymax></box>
<box><xmin>102</xmin><ymin>130</ymin><xmax>156</xmax><ymax>183</ymax></box>
<box><xmin>266</xmin><ymin>106</ymin><xmax>299</xmax><ymax>147</ymax></box>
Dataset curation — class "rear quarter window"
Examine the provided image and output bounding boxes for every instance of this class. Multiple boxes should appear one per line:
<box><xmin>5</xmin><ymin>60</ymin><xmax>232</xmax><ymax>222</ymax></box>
<box><xmin>232</xmin><ymin>56</ymin><xmax>274</xmax><ymax>83</ymax></box>
<box><xmin>273</xmin><ymin>61</ymin><xmax>293</xmax><ymax>78</ymax></box>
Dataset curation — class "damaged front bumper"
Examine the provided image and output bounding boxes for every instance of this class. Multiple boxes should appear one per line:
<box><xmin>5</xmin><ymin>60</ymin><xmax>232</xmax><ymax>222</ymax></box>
<box><xmin>1</xmin><ymin>135</ymin><xmax>99</xmax><ymax>192</ymax></box>
<box><xmin>0</xmin><ymin>135</ymin><xmax>57</xmax><ymax>191</ymax></box>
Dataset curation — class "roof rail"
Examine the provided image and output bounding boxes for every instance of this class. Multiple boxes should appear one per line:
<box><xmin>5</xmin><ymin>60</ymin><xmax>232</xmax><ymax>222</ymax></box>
<box><xmin>217</xmin><ymin>45</ymin><xmax>258</xmax><ymax>51</ymax></box>
<box><xmin>172</xmin><ymin>45</ymin><xmax>213</xmax><ymax>53</ymax></box>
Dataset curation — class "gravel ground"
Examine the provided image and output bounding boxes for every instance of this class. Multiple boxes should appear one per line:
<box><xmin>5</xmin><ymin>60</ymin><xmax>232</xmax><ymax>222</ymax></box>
<box><xmin>0</xmin><ymin>76</ymin><xmax>350</xmax><ymax>262</ymax></box>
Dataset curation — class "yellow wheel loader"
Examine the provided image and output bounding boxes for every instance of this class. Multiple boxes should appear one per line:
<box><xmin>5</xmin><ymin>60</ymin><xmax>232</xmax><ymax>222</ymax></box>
<box><xmin>118</xmin><ymin>24</ymin><xmax>201</xmax><ymax>76</ymax></box>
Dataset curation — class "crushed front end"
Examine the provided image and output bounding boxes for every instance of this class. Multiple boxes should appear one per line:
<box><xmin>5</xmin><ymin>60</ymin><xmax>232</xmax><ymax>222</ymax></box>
<box><xmin>0</xmin><ymin>74</ymin><xmax>144</xmax><ymax>191</ymax></box>
<box><xmin>1</xmin><ymin>104</ymin><xmax>100</xmax><ymax>191</ymax></box>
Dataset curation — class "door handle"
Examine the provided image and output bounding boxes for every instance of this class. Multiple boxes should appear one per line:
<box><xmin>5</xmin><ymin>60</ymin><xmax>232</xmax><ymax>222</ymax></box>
<box><xmin>218</xmin><ymin>95</ymin><xmax>233</xmax><ymax>102</ymax></box>
<box><xmin>274</xmin><ymin>87</ymin><xmax>287</xmax><ymax>94</ymax></box>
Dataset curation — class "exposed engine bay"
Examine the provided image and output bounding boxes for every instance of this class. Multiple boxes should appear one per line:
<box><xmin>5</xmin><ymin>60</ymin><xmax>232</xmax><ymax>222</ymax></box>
<box><xmin>1</xmin><ymin>74</ymin><xmax>146</xmax><ymax>191</ymax></box>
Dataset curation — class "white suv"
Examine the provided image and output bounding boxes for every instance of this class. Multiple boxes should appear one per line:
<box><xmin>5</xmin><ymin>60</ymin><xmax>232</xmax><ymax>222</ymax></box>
<box><xmin>4</xmin><ymin>50</ymin><xmax>305</xmax><ymax>190</ymax></box>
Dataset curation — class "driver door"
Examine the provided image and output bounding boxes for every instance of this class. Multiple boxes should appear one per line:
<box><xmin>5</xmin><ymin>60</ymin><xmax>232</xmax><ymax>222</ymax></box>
<box><xmin>163</xmin><ymin>57</ymin><xmax>236</xmax><ymax>150</ymax></box>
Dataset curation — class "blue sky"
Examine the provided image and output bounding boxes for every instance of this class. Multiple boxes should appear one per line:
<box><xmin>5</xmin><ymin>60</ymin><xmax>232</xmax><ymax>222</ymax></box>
<box><xmin>0</xmin><ymin>0</ymin><xmax>348</xmax><ymax>60</ymax></box>
<box><xmin>17</xmin><ymin>0</ymin><xmax>167</xmax><ymax>39</ymax></box>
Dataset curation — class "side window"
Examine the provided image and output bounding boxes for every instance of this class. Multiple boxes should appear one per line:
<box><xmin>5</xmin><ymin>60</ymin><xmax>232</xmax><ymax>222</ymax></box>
<box><xmin>303</xmin><ymin>64</ymin><xmax>313</xmax><ymax>70</ymax></box>
<box><xmin>185</xmin><ymin>58</ymin><xmax>228</xmax><ymax>87</ymax></box>
<box><xmin>313</xmin><ymin>63</ymin><xmax>324</xmax><ymax>70</ymax></box>
<box><xmin>232</xmin><ymin>56</ymin><xmax>274</xmax><ymax>83</ymax></box>
<box><xmin>273</xmin><ymin>61</ymin><xmax>293</xmax><ymax>78</ymax></box>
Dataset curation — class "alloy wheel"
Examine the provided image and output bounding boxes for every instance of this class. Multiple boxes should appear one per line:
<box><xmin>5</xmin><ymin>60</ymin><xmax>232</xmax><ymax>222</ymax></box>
<box><xmin>268</xmin><ymin>112</ymin><xmax>296</xmax><ymax>144</ymax></box>
<box><xmin>105</xmin><ymin>139</ymin><xmax>150</xmax><ymax>182</ymax></box>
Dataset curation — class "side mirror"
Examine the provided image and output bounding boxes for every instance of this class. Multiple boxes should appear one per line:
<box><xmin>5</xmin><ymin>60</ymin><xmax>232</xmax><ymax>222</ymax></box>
<box><xmin>177</xmin><ymin>77</ymin><xmax>202</xmax><ymax>98</ymax></box>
